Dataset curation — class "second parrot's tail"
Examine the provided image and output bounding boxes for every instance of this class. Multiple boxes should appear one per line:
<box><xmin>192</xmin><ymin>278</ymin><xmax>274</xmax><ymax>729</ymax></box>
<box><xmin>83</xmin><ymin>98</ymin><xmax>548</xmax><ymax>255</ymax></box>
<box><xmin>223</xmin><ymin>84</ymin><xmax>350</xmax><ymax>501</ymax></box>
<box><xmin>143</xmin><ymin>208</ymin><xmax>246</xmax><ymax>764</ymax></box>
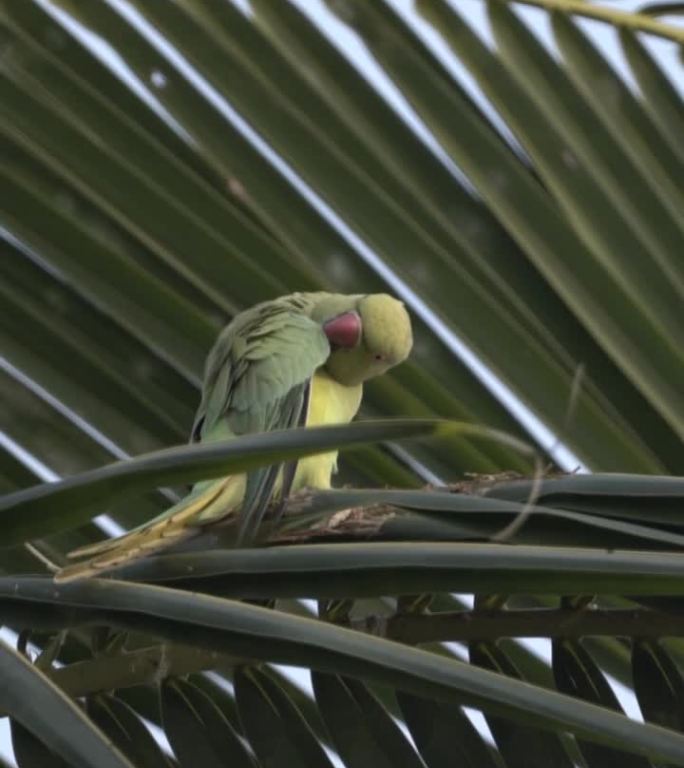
<box><xmin>54</xmin><ymin>478</ymin><xmax>236</xmax><ymax>583</ymax></box>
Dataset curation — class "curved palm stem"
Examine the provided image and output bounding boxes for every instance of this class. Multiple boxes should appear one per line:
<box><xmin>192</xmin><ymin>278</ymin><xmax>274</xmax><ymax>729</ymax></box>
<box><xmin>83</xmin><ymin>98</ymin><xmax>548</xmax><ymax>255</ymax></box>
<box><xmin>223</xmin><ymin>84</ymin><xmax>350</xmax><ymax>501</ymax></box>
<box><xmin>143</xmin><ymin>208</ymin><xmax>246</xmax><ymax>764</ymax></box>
<box><xmin>507</xmin><ymin>0</ymin><xmax>684</xmax><ymax>44</ymax></box>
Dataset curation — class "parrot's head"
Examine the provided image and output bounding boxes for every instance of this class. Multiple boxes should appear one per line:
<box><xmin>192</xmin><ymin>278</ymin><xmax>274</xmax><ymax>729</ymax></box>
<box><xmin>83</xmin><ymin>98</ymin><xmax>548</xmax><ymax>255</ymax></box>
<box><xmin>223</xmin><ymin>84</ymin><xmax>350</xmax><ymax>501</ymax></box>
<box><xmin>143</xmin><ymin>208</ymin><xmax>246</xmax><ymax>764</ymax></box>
<box><xmin>319</xmin><ymin>293</ymin><xmax>413</xmax><ymax>386</ymax></box>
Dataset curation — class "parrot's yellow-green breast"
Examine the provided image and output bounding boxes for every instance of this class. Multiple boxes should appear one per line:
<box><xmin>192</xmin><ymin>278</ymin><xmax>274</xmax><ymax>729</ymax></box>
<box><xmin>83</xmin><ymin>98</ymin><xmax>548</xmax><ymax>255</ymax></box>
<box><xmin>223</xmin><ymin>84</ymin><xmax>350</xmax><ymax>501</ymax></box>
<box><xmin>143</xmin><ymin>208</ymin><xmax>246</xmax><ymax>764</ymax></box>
<box><xmin>294</xmin><ymin>369</ymin><xmax>363</xmax><ymax>489</ymax></box>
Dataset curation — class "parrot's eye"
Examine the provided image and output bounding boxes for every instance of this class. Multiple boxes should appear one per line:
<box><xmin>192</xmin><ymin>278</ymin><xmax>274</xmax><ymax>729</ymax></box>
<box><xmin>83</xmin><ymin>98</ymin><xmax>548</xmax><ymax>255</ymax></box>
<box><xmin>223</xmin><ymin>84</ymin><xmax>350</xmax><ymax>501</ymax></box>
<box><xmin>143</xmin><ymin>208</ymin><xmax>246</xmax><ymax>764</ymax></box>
<box><xmin>374</xmin><ymin>354</ymin><xmax>384</xmax><ymax>361</ymax></box>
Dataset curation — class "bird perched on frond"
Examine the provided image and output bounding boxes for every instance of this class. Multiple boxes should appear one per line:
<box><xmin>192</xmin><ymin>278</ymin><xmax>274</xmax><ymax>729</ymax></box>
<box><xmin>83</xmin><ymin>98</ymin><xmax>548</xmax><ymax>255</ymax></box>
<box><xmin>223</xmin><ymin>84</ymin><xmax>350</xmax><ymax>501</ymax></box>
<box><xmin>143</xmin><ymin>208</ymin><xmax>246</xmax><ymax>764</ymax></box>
<box><xmin>55</xmin><ymin>292</ymin><xmax>413</xmax><ymax>582</ymax></box>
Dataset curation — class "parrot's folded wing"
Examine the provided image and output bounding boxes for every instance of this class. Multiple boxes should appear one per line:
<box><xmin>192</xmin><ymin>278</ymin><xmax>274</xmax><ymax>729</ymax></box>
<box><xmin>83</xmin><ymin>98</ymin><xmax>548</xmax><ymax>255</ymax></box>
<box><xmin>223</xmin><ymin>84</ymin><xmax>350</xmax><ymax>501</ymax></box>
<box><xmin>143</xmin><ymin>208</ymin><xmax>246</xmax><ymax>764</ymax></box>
<box><xmin>193</xmin><ymin>306</ymin><xmax>330</xmax><ymax>544</ymax></box>
<box><xmin>235</xmin><ymin>382</ymin><xmax>310</xmax><ymax>545</ymax></box>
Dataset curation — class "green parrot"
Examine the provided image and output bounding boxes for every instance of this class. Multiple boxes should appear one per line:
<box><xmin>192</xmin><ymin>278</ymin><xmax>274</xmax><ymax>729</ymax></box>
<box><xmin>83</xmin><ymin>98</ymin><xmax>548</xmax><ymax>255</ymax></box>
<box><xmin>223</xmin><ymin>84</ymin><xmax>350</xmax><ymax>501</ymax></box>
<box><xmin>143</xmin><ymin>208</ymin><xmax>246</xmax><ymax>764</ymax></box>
<box><xmin>55</xmin><ymin>292</ymin><xmax>413</xmax><ymax>582</ymax></box>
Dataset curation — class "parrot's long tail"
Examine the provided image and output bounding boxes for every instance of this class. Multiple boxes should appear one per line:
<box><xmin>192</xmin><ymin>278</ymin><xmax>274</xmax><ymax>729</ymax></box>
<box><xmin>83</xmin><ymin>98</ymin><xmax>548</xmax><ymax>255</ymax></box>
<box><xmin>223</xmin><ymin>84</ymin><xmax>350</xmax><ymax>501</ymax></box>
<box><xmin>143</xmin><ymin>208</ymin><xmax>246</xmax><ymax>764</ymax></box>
<box><xmin>54</xmin><ymin>478</ymin><xmax>235</xmax><ymax>583</ymax></box>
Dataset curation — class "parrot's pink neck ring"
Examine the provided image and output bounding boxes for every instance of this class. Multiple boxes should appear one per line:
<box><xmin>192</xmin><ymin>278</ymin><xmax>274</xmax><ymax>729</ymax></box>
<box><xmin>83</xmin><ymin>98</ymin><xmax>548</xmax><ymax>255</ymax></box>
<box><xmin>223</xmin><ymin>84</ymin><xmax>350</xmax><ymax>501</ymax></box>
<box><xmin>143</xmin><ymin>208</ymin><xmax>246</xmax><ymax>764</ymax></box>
<box><xmin>323</xmin><ymin>311</ymin><xmax>361</xmax><ymax>349</ymax></box>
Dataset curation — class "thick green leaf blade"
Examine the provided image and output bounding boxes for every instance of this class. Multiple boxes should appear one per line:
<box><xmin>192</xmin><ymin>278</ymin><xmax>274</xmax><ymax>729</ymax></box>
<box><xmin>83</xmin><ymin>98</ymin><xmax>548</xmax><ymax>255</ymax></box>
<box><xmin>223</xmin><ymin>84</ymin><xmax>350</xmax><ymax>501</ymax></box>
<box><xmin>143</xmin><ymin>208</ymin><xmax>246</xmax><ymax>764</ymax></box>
<box><xmin>551</xmin><ymin>11</ymin><xmax>684</xmax><ymax>230</ymax></box>
<box><xmin>111</xmin><ymin>542</ymin><xmax>684</xmax><ymax>598</ymax></box>
<box><xmin>0</xmin><ymin>0</ymin><xmax>232</xmax><ymax>193</ymax></box>
<box><xmin>633</xmin><ymin>640</ymin><xmax>684</xmax><ymax>731</ymax></box>
<box><xmin>182</xmin><ymin>674</ymin><xmax>244</xmax><ymax>737</ymax></box>
<box><xmin>250</xmin><ymin>0</ymin><xmax>527</xmax><ymax>285</ymax></box>
<box><xmin>415</xmin><ymin>0</ymin><xmax>684</xmax><ymax>439</ymax></box>
<box><xmin>0</xmin><ymin>419</ymin><xmax>466</xmax><ymax>544</ymax></box>
<box><xmin>0</xmin><ymin>447</ymin><xmax>37</xmax><ymax>495</ymax></box>
<box><xmin>278</xmin><ymin>486</ymin><xmax>684</xmax><ymax>548</ymax></box>
<box><xmin>160</xmin><ymin>679</ymin><xmax>233</xmax><ymax>768</ymax></box>
<box><xmin>487</xmin><ymin>473</ymin><xmax>684</xmax><ymax>501</ymax></box>
<box><xmin>0</xmin><ymin>1</ymin><xmax>309</xmax><ymax>292</ymax></box>
<box><xmin>438</xmin><ymin>0</ymin><xmax>684</xmax><ymax>345</ymax></box>
<box><xmin>639</xmin><ymin>3</ymin><xmax>684</xmax><ymax>16</ymax></box>
<box><xmin>396</xmin><ymin>689</ymin><xmax>499</xmax><ymax>768</ymax></box>
<box><xmin>340</xmin><ymin>676</ymin><xmax>426</xmax><ymax>768</ymax></box>
<box><xmin>234</xmin><ymin>666</ymin><xmax>330</xmax><ymax>768</ymax></box>
<box><xmin>164</xmin><ymin>677</ymin><xmax>252</xmax><ymax>768</ymax></box>
<box><xmin>10</xmin><ymin>719</ymin><xmax>71</xmax><ymax>768</ymax></box>
<box><xmin>486</xmin><ymin>0</ymin><xmax>684</xmax><ymax>315</ymax></box>
<box><xmin>243</xmin><ymin>667</ymin><xmax>332</xmax><ymax>768</ymax></box>
<box><xmin>482</xmin><ymin>473</ymin><xmax>684</xmax><ymax>526</ymax></box>
<box><xmin>176</xmin><ymin>0</ymin><xmax>474</xmax><ymax>286</ymax></box>
<box><xmin>470</xmin><ymin>641</ymin><xmax>574</xmax><ymax>767</ymax></box>
<box><xmin>553</xmin><ymin>639</ymin><xmax>653</xmax><ymax>767</ymax></box>
<box><xmin>620</xmin><ymin>28</ymin><xmax>684</xmax><ymax>164</ymax></box>
<box><xmin>0</xmin><ymin>361</ymin><xmax>111</xmax><ymax>479</ymax></box>
<box><xmin>0</xmin><ymin>160</ymin><xmax>214</xmax><ymax>383</ymax></box>
<box><xmin>311</xmin><ymin>672</ymin><xmax>395</xmax><ymax>768</ymax></box>
<box><xmin>2</xmin><ymin>579</ymin><xmax>684</xmax><ymax>763</ymax></box>
<box><xmin>0</xmin><ymin>255</ymin><xmax>186</xmax><ymax>455</ymax></box>
<box><xmin>86</xmin><ymin>694</ymin><xmax>171</xmax><ymax>768</ymax></box>
<box><xmin>0</xmin><ymin>57</ymin><xmax>300</xmax><ymax>314</ymax></box>
<box><xmin>311</xmin><ymin>672</ymin><xmax>423</xmax><ymax>768</ymax></box>
<box><xmin>0</xmin><ymin>247</ymin><xmax>196</xmax><ymax>439</ymax></box>
<box><xmin>0</xmin><ymin>638</ymin><xmax>134</xmax><ymax>768</ymax></box>
<box><xmin>0</xmin><ymin>356</ymin><xmax>173</xmax><ymax>548</ymax></box>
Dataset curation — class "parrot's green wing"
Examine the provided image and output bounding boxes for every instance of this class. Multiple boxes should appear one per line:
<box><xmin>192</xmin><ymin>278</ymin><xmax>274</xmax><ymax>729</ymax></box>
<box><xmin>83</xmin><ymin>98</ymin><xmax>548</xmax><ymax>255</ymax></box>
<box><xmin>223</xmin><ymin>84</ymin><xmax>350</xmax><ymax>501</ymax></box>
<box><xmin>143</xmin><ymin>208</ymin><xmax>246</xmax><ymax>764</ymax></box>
<box><xmin>192</xmin><ymin>300</ymin><xmax>331</xmax><ymax>542</ymax></box>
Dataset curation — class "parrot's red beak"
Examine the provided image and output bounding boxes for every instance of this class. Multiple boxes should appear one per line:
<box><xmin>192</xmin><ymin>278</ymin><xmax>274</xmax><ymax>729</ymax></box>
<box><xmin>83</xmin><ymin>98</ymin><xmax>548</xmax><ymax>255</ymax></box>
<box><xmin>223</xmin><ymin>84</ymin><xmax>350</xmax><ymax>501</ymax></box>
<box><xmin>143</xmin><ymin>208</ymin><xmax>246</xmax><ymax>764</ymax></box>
<box><xmin>323</xmin><ymin>311</ymin><xmax>361</xmax><ymax>349</ymax></box>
